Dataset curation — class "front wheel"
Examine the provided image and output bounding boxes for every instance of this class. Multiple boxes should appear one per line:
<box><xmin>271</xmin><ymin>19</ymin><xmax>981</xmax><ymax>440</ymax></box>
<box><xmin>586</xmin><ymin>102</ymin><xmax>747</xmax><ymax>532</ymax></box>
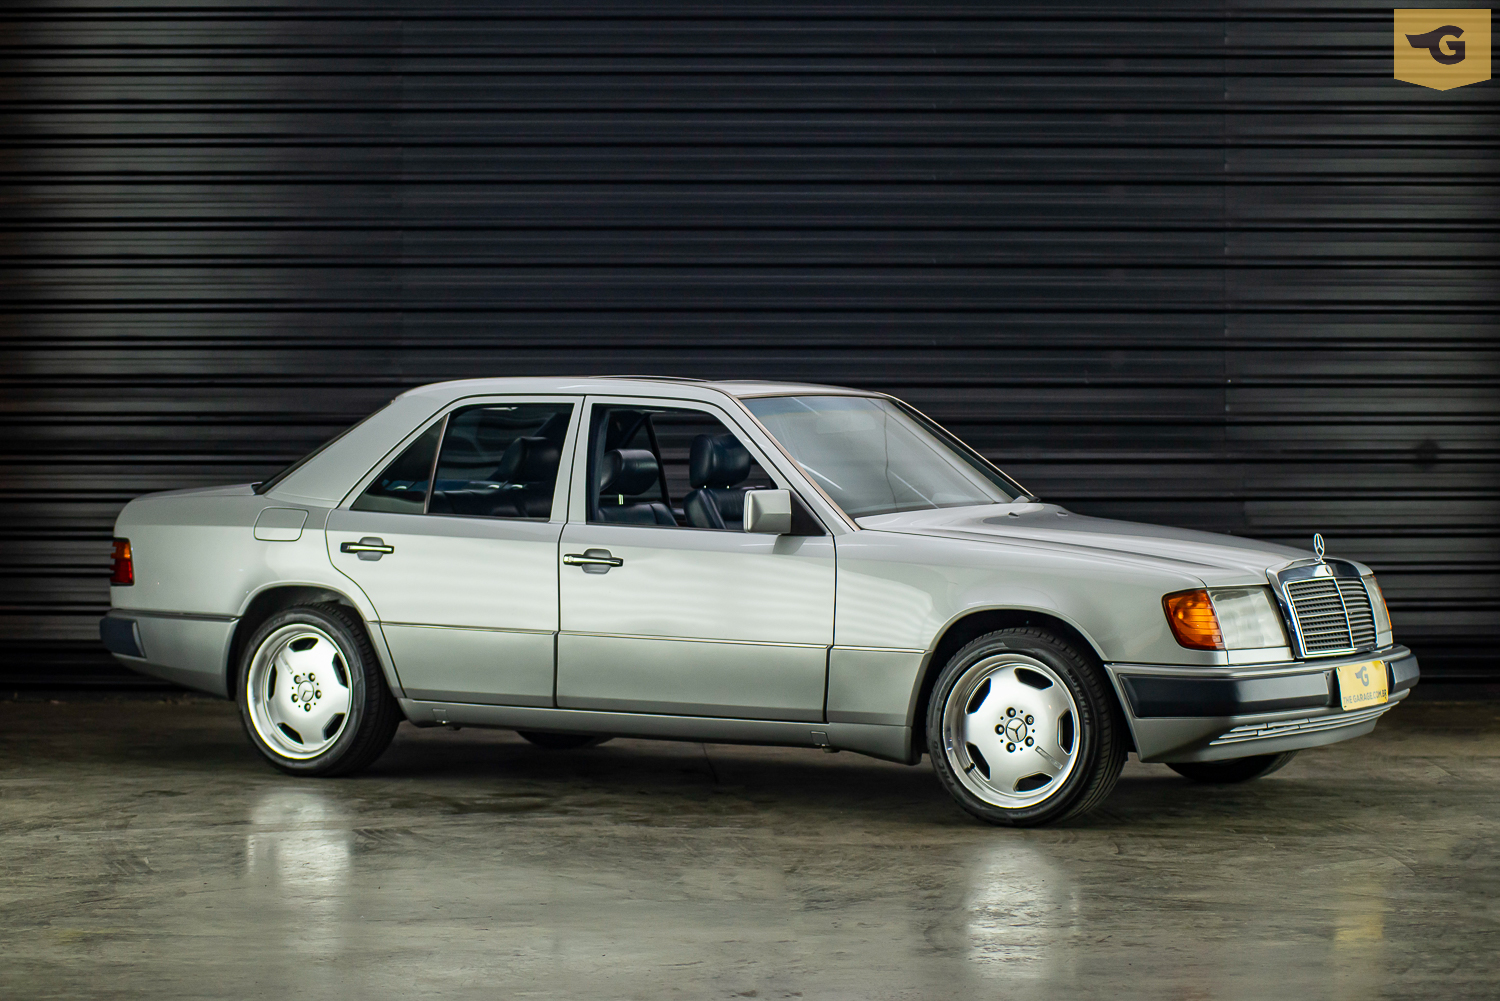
<box><xmin>1168</xmin><ymin>751</ymin><xmax>1297</xmax><ymax>784</ymax></box>
<box><xmin>926</xmin><ymin>628</ymin><xmax>1129</xmax><ymax>826</ymax></box>
<box><xmin>236</xmin><ymin>602</ymin><xmax>401</xmax><ymax>776</ymax></box>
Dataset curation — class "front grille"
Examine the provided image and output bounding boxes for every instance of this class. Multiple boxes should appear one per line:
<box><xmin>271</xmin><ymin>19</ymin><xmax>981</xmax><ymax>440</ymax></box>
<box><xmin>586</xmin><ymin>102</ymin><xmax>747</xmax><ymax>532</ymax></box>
<box><xmin>1283</xmin><ymin>576</ymin><xmax>1377</xmax><ymax>656</ymax></box>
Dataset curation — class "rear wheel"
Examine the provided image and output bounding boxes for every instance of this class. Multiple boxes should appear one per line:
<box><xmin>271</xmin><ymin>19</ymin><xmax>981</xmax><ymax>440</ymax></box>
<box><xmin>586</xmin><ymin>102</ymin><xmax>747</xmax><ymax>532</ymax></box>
<box><xmin>236</xmin><ymin>603</ymin><xmax>401</xmax><ymax>776</ymax></box>
<box><xmin>517</xmin><ymin>731</ymin><xmax>611</xmax><ymax>751</ymax></box>
<box><xmin>926</xmin><ymin>628</ymin><xmax>1128</xmax><ymax>826</ymax></box>
<box><xmin>1168</xmin><ymin>751</ymin><xmax>1297</xmax><ymax>784</ymax></box>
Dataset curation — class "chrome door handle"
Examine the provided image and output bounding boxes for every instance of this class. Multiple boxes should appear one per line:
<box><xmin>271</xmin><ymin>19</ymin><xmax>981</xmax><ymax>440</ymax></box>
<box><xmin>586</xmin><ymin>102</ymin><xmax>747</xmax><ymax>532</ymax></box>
<box><xmin>341</xmin><ymin>537</ymin><xmax>394</xmax><ymax>561</ymax></box>
<box><xmin>563</xmin><ymin>549</ymin><xmax>623</xmax><ymax>574</ymax></box>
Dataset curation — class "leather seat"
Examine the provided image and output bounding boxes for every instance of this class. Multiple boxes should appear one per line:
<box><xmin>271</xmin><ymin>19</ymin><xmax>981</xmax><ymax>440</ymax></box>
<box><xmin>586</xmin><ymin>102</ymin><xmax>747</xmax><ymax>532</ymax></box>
<box><xmin>596</xmin><ymin>448</ymin><xmax>676</xmax><ymax>525</ymax></box>
<box><xmin>430</xmin><ymin>435</ymin><xmax>561</xmax><ymax>518</ymax></box>
<box><xmin>493</xmin><ymin>435</ymin><xmax>561</xmax><ymax>517</ymax></box>
<box><xmin>429</xmin><ymin>410</ymin><xmax>572</xmax><ymax>519</ymax></box>
<box><xmin>427</xmin><ymin>488</ymin><xmax>520</xmax><ymax>518</ymax></box>
<box><xmin>683</xmin><ymin>434</ymin><xmax>751</xmax><ymax>530</ymax></box>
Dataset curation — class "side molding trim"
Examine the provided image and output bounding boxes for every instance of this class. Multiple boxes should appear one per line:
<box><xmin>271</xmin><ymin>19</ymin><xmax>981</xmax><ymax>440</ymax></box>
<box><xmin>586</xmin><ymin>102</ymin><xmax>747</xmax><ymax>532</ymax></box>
<box><xmin>397</xmin><ymin>700</ymin><xmax>916</xmax><ymax>764</ymax></box>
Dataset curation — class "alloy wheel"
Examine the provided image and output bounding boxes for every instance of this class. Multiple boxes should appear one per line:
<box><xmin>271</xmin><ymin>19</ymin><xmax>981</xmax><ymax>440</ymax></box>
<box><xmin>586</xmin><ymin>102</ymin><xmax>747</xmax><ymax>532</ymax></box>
<box><xmin>245</xmin><ymin>624</ymin><xmax>354</xmax><ymax>759</ymax></box>
<box><xmin>940</xmin><ymin>653</ymin><xmax>1082</xmax><ymax>809</ymax></box>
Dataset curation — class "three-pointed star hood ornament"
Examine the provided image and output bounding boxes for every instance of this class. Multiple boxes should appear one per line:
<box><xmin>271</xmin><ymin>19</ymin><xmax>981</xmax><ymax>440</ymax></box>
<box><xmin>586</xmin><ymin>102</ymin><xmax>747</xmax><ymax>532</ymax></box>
<box><xmin>1313</xmin><ymin>533</ymin><xmax>1326</xmax><ymax>560</ymax></box>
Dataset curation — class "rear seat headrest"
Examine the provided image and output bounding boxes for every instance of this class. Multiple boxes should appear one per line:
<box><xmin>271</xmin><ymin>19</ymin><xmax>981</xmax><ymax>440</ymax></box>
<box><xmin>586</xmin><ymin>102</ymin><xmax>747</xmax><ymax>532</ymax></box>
<box><xmin>598</xmin><ymin>448</ymin><xmax>660</xmax><ymax>496</ymax></box>
<box><xmin>493</xmin><ymin>437</ymin><xmax>560</xmax><ymax>483</ymax></box>
<box><xmin>689</xmin><ymin>434</ymin><xmax>751</xmax><ymax>489</ymax></box>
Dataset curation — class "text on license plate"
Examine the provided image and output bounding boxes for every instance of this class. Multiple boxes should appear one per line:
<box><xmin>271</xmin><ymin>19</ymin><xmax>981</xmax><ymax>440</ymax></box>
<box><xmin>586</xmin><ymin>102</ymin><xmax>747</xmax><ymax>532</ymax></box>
<box><xmin>1336</xmin><ymin>660</ymin><xmax>1388</xmax><ymax>711</ymax></box>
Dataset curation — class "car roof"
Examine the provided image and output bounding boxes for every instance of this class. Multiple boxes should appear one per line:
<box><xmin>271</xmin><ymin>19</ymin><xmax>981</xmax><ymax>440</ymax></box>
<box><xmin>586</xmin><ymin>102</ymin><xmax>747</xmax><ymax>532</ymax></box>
<box><xmin>264</xmin><ymin>376</ymin><xmax>879</xmax><ymax>505</ymax></box>
<box><xmin>396</xmin><ymin>376</ymin><xmax>876</xmax><ymax>404</ymax></box>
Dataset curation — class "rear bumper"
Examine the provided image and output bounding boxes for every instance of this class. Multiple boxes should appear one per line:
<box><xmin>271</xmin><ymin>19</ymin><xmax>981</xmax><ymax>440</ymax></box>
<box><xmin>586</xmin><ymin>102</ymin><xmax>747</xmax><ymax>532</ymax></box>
<box><xmin>1104</xmin><ymin>646</ymin><xmax>1418</xmax><ymax>763</ymax></box>
<box><xmin>100</xmin><ymin>609</ymin><xmax>237</xmax><ymax>697</ymax></box>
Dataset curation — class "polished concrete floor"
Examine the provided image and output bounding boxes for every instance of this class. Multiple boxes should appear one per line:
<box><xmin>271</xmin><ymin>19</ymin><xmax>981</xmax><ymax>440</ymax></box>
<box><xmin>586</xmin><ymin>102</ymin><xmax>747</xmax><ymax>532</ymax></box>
<box><xmin>1</xmin><ymin>695</ymin><xmax>1497</xmax><ymax>1000</ymax></box>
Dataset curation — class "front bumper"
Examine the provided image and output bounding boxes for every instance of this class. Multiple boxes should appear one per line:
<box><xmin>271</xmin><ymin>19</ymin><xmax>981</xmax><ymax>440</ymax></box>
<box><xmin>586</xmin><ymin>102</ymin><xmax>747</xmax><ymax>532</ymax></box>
<box><xmin>1104</xmin><ymin>646</ymin><xmax>1418</xmax><ymax>763</ymax></box>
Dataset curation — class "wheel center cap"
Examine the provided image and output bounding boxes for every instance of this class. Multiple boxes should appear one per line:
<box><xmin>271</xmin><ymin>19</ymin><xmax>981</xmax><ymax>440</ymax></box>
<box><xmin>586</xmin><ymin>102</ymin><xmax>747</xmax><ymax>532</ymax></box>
<box><xmin>289</xmin><ymin>671</ymin><xmax>321</xmax><ymax>711</ymax></box>
<box><xmin>1005</xmin><ymin>718</ymin><xmax>1030</xmax><ymax>742</ymax></box>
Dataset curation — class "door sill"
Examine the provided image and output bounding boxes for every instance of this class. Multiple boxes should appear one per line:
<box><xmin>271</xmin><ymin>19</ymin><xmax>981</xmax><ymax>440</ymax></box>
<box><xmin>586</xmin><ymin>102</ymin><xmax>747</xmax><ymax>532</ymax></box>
<box><xmin>398</xmin><ymin>699</ymin><xmax>913</xmax><ymax>763</ymax></box>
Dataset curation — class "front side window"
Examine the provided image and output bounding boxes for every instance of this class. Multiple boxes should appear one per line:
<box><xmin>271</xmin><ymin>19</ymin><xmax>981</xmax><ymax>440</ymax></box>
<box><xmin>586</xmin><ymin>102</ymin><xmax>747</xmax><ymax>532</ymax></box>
<box><xmin>744</xmin><ymin>395</ymin><xmax>1022</xmax><ymax>519</ymax></box>
<box><xmin>587</xmin><ymin>404</ymin><xmax>775</xmax><ymax>529</ymax></box>
<box><xmin>352</xmin><ymin>402</ymin><xmax>573</xmax><ymax>518</ymax></box>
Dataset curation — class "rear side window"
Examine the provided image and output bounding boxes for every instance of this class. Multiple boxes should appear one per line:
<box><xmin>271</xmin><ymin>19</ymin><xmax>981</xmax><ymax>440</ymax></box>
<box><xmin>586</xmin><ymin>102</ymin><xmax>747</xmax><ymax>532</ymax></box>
<box><xmin>351</xmin><ymin>420</ymin><xmax>443</xmax><ymax>514</ymax></box>
<box><xmin>429</xmin><ymin>403</ymin><xmax>573</xmax><ymax>519</ymax></box>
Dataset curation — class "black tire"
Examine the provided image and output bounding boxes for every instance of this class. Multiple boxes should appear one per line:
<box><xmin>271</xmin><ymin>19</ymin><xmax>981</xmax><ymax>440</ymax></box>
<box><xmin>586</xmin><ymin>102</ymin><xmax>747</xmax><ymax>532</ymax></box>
<box><xmin>516</xmin><ymin>731</ymin><xmax>611</xmax><ymax>751</ymax></box>
<box><xmin>1167</xmin><ymin>751</ymin><xmax>1297</xmax><ymax>784</ymax></box>
<box><xmin>235</xmin><ymin>602</ymin><xmax>401</xmax><ymax>776</ymax></box>
<box><xmin>926</xmin><ymin>628</ymin><xmax>1129</xmax><ymax>826</ymax></box>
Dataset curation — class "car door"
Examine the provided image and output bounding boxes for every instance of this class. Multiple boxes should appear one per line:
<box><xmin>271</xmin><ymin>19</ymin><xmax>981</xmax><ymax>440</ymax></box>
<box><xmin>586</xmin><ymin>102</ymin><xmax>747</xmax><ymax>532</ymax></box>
<box><xmin>555</xmin><ymin>396</ymin><xmax>834</xmax><ymax>721</ymax></box>
<box><xmin>328</xmin><ymin>396</ymin><xmax>581</xmax><ymax>705</ymax></box>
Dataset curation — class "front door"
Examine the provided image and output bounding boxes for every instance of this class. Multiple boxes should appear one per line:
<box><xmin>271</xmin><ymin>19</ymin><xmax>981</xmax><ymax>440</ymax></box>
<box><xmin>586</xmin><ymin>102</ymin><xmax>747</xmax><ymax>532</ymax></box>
<box><xmin>329</xmin><ymin>397</ymin><xmax>580</xmax><ymax>705</ymax></box>
<box><xmin>556</xmin><ymin>398</ymin><xmax>834</xmax><ymax>721</ymax></box>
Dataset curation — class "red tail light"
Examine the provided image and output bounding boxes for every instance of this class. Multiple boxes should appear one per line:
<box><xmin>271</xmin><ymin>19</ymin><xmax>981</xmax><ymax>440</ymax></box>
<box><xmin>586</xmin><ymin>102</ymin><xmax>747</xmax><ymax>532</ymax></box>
<box><xmin>110</xmin><ymin>538</ymin><xmax>134</xmax><ymax>586</ymax></box>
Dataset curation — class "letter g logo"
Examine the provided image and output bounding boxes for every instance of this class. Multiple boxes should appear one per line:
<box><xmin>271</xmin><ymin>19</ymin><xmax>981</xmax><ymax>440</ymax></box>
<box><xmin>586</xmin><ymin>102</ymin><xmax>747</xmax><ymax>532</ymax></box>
<box><xmin>1406</xmin><ymin>25</ymin><xmax>1466</xmax><ymax>64</ymax></box>
<box><xmin>1394</xmin><ymin>9</ymin><xmax>1491</xmax><ymax>90</ymax></box>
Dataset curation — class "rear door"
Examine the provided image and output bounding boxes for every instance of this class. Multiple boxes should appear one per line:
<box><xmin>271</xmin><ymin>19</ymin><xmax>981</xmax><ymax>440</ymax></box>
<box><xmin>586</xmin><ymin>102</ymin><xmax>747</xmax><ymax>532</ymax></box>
<box><xmin>328</xmin><ymin>396</ymin><xmax>580</xmax><ymax>705</ymax></box>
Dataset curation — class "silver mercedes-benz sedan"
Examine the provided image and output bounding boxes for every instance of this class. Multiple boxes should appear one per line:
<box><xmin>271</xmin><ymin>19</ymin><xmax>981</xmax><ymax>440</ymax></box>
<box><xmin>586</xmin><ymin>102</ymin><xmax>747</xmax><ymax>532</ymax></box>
<box><xmin>102</xmin><ymin>377</ymin><xmax>1417</xmax><ymax>825</ymax></box>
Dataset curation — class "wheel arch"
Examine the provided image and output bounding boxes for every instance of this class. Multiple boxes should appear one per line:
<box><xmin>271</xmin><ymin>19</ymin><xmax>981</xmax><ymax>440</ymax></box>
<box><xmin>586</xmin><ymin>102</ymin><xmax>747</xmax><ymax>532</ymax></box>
<box><xmin>909</xmin><ymin>607</ymin><xmax>1126</xmax><ymax>754</ymax></box>
<box><xmin>226</xmin><ymin>584</ymin><xmax>378</xmax><ymax>699</ymax></box>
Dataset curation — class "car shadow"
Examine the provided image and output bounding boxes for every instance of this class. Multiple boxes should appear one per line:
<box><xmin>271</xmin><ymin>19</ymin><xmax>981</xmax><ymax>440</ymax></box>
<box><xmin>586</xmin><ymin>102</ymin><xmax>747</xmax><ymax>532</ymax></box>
<box><xmin>352</xmin><ymin>725</ymin><xmax>1386</xmax><ymax>831</ymax></box>
<box><xmin>1</xmin><ymin>700</ymin><xmax>1405</xmax><ymax>832</ymax></box>
<box><xmin>362</xmin><ymin>725</ymin><xmax>958</xmax><ymax>819</ymax></box>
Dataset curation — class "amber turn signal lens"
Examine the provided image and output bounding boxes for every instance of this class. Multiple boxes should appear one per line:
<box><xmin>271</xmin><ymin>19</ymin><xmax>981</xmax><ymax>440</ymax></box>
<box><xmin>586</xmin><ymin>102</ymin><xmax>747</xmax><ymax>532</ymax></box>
<box><xmin>110</xmin><ymin>538</ymin><xmax>134</xmax><ymax>586</ymax></box>
<box><xmin>1162</xmin><ymin>589</ymin><xmax>1223</xmax><ymax>650</ymax></box>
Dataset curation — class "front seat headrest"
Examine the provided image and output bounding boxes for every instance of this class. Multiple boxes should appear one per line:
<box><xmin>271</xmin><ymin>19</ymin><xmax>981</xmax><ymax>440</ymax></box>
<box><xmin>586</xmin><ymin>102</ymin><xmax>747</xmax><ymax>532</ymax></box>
<box><xmin>598</xmin><ymin>448</ymin><xmax>660</xmax><ymax>496</ymax></box>
<box><xmin>689</xmin><ymin>434</ymin><xmax>751</xmax><ymax>489</ymax></box>
<box><xmin>493</xmin><ymin>437</ymin><xmax>560</xmax><ymax>482</ymax></box>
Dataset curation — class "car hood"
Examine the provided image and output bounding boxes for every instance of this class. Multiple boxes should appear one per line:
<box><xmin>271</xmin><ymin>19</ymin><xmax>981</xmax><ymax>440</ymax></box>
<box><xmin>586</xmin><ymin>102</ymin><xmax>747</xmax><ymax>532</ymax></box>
<box><xmin>856</xmin><ymin>503</ymin><xmax>1321</xmax><ymax>580</ymax></box>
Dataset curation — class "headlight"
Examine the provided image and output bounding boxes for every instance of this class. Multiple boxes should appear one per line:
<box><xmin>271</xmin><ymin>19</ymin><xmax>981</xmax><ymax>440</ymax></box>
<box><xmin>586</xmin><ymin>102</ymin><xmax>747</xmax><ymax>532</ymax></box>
<box><xmin>1163</xmin><ymin>586</ymin><xmax>1288</xmax><ymax>651</ymax></box>
<box><xmin>1363</xmin><ymin>573</ymin><xmax>1392</xmax><ymax>637</ymax></box>
<box><xmin>1209</xmin><ymin>587</ymin><xmax>1289</xmax><ymax>649</ymax></box>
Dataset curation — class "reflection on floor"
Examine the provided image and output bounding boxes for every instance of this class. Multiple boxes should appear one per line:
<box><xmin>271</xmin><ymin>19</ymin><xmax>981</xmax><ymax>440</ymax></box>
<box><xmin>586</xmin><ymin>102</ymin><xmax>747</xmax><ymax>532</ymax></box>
<box><xmin>2</xmin><ymin>695</ymin><xmax>1496</xmax><ymax>999</ymax></box>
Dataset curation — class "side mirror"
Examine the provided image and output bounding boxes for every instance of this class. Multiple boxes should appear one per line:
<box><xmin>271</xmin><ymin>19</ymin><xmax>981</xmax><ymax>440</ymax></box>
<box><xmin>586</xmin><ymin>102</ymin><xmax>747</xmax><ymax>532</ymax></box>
<box><xmin>743</xmin><ymin>489</ymin><xmax>793</xmax><ymax>535</ymax></box>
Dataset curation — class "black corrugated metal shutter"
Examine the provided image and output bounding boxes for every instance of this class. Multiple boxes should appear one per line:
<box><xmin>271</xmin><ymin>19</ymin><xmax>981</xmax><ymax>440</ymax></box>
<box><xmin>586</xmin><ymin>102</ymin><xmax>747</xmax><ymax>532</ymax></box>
<box><xmin>4</xmin><ymin>3</ymin><xmax>1496</xmax><ymax>684</ymax></box>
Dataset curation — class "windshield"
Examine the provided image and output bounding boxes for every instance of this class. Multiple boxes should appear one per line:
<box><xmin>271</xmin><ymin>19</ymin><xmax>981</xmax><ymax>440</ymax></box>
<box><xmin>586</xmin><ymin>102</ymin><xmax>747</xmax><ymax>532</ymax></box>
<box><xmin>744</xmin><ymin>395</ymin><xmax>1025</xmax><ymax>519</ymax></box>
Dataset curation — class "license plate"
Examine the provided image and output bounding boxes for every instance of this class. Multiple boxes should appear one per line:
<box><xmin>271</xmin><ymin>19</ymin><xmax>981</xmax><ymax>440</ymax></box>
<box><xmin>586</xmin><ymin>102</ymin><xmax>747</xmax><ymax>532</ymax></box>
<box><xmin>1336</xmin><ymin>660</ymin><xmax>1388</xmax><ymax>711</ymax></box>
